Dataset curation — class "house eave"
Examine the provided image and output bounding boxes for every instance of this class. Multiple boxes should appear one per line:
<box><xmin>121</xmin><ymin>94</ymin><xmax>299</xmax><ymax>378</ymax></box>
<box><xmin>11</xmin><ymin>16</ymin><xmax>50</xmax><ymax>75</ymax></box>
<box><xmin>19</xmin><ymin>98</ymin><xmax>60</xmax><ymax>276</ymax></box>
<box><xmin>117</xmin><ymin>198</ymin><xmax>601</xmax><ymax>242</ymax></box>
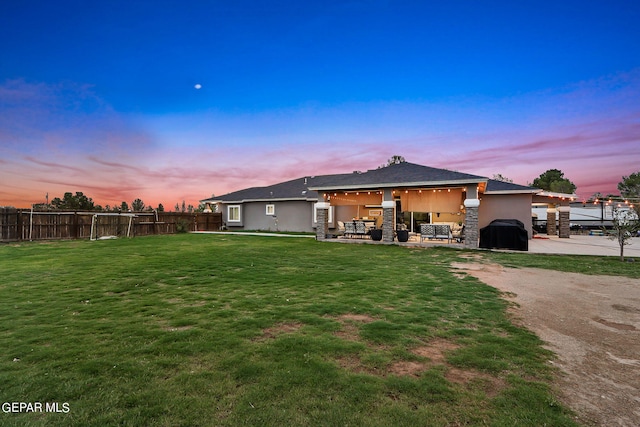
<box><xmin>534</xmin><ymin>190</ymin><xmax>578</xmax><ymax>199</ymax></box>
<box><xmin>531</xmin><ymin>190</ymin><xmax>578</xmax><ymax>203</ymax></box>
<box><xmin>484</xmin><ymin>190</ymin><xmax>539</xmax><ymax>195</ymax></box>
<box><xmin>309</xmin><ymin>178</ymin><xmax>486</xmax><ymax>192</ymax></box>
<box><xmin>203</xmin><ymin>197</ymin><xmax>318</xmax><ymax>204</ymax></box>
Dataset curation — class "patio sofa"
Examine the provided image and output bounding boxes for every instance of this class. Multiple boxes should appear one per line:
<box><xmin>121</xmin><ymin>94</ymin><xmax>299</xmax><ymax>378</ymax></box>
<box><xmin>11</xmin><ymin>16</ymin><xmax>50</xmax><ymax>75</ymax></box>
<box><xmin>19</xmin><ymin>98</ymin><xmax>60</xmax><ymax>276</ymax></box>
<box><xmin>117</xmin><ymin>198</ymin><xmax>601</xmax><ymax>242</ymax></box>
<box><xmin>343</xmin><ymin>221</ymin><xmax>371</xmax><ymax>239</ymax></box>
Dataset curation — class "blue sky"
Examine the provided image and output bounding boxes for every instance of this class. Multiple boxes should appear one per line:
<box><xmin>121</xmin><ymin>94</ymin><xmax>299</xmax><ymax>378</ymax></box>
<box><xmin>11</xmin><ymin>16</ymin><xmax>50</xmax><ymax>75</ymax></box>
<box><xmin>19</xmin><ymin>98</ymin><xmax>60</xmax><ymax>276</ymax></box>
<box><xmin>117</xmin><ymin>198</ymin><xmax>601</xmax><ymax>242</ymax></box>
<box><xmin>2</xmin><ymin>1</ymin><xmax>640</xmax><ymax>207</ymax></box>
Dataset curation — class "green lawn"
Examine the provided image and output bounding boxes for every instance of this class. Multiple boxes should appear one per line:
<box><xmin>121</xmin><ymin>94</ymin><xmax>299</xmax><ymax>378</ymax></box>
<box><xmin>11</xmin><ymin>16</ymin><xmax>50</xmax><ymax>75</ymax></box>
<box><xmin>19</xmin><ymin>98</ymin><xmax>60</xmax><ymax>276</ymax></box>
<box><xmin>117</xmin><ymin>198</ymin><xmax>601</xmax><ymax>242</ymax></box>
<box><xmin>481</xmin><ymin>250</ymin><xmax>640</xmax><ymax>278</ymax></box>
<box><xmin>0</xmin><ymin>235</ymin><xmax>582</xmax><ymax>426</ymax></box>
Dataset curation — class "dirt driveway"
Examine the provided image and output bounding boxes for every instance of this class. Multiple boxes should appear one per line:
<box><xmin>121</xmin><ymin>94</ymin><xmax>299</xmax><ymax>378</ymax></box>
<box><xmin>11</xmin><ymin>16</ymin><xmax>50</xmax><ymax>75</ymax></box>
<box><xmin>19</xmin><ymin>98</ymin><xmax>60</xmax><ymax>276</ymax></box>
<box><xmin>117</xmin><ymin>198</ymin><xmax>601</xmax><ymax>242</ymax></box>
<box><xmin>451</xmin><ymin>261</ymin><xmax>640</xmax><ymax>427</ymax></box>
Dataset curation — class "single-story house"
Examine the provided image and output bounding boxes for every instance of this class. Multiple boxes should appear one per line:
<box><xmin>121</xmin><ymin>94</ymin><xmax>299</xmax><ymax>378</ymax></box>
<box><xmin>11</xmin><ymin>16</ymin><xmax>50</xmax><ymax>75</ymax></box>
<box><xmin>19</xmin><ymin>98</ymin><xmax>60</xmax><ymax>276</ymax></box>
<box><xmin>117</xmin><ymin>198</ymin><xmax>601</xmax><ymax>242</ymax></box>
<box><xmin>201</xmin><ymin>161</ymin><xmax>575</xmax><ymax>248</ymax></box>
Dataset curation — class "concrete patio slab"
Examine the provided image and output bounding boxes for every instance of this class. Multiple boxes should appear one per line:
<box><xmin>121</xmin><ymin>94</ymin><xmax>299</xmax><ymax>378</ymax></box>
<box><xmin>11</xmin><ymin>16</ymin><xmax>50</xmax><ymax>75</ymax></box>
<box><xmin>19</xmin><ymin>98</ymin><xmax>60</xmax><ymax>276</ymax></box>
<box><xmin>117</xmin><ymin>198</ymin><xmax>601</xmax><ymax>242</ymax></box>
<box><xmin>529</xmin><ymin>234</ymin><xmax>640</xmax><ymax>257</ymax></box>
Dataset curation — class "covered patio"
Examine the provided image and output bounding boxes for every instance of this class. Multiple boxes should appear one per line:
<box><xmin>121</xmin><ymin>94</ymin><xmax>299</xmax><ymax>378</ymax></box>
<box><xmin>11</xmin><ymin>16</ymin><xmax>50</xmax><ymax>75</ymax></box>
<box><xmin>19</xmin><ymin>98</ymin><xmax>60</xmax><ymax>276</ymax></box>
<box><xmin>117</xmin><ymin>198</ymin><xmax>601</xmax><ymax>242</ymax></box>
<box><xmin>309</xmin><ymin>163</ymin><xmax>486</xmax><ymax>248</ymax></box>
<box><xmin>326</xmin><ymin>188</ymin><xmax>470</xmax><ymax>242</ymax></box>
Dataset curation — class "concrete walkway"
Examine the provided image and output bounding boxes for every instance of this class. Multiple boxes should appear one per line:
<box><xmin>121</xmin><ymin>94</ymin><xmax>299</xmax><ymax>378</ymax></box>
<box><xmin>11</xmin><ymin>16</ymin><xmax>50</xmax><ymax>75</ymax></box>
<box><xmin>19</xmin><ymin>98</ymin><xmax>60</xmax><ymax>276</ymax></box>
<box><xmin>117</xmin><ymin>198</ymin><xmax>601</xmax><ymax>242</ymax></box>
<box><xmin>193</xmin><ymin>231</ymin><xmax>315</xmax><ymax>238</ymax></box>
<box><xmin>528</xmin><ymin>234</ymin><xmax>640</xmax><ymax>257</ymax></box>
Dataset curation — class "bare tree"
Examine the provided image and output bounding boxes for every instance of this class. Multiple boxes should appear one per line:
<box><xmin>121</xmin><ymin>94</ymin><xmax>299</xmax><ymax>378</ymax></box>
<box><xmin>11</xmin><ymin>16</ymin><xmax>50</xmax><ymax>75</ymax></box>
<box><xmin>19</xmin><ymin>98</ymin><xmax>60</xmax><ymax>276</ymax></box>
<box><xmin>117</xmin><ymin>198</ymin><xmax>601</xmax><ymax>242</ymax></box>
<box><xmin>607</xmin><ymin>208</ymin><xmax>640</xmax><ymax>262</ymax></box>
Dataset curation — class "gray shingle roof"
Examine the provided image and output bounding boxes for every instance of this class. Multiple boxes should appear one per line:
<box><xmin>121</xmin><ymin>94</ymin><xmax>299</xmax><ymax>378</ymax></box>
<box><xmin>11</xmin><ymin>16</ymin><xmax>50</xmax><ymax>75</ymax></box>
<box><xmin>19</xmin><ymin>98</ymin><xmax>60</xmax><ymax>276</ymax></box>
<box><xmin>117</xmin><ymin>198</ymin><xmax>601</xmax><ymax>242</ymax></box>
<box><xmin>201</xmin><ymin>173</ymin><xmax>352</xmax><ymax>203</ymax></box>
<box><xmin>485</xmin><ymin>180</ymin><xmax>540</xmax><ymax>193</ymax></box>
<box><xmin>204</xmin><ymin>162</ymin><xmax>537</xmax><ymax>203</ymax></box>
<box><xmin>308</xmin><ymin>162</ymin><xmax>487</xmax><ymax>190</ymax></box>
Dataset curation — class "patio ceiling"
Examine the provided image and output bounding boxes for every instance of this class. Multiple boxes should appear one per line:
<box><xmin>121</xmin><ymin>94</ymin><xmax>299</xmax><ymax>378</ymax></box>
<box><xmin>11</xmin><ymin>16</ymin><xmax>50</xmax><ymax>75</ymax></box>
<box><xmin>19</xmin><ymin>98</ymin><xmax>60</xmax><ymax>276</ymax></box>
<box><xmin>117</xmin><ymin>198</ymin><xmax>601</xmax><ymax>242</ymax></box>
<box><xmin>326</xmin><ymin>187</ymin><xmax>465</xmax><ymax>213</ymax></box>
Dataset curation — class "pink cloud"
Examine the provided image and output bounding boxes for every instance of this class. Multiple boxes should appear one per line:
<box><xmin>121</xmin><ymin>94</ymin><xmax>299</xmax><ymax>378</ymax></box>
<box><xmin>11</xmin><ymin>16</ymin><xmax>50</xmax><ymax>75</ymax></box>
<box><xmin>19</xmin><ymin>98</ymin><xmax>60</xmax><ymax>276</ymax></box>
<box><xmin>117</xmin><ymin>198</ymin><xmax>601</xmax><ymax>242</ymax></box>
<box><xmin>3</xmin><ymin>71</ymin><xmax>640</xmax><ymax>209</ymax></box>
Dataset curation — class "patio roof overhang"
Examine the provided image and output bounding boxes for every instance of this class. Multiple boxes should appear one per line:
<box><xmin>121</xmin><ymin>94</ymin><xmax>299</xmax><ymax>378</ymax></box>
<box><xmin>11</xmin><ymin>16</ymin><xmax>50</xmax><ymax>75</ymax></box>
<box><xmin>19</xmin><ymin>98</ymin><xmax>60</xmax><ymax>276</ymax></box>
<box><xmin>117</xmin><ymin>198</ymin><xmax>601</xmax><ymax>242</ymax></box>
<box><xmin>532</xmin><ymin>190</ymin><xmax>578</xmax><ymax>204</ymax></box>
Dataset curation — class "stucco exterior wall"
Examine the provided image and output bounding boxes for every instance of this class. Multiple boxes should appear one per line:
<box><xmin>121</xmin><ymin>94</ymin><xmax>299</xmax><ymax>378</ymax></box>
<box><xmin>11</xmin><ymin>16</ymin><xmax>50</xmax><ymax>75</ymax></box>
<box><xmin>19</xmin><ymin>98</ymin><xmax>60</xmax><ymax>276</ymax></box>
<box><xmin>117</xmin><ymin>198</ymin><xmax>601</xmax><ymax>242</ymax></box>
<box><xmin>221</xmin><ymin>201</ymin><xmax>386</xmax><ymax>233</ymax></box>
<box><xmin>479</xmin><ymin>194</ymin><xmax>533</xmax><ymax>239</ymax></box>
<box><xmin>223</xmin><ymin>201</ymin><xmax>316</xmax><ymax>232</ymax></box>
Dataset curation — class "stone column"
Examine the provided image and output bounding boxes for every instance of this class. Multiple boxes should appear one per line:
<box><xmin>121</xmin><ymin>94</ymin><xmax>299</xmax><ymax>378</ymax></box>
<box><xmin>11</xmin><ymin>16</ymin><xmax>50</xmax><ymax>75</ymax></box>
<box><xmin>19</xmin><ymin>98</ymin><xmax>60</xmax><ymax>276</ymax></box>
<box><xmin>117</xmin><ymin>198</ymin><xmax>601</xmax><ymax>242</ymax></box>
<box><xmin>463</xmin><ymin>198</ymin><xmax>480</xmax><ymax>249</ymax></box>
<box><xmin>558</xmin><ymin>205</ymin><xmax>571</xmax><ymax>238</ymax></box>
<box><xmin>546</xmin><ymin>206</ymin><xmax>557</xmax><ymax>236</ymax></box>
<box><xmin>381</xmin><ymin>201</ymin><xmax>395</xmax><ymax>243</ymax></box>
<box><xmin>315</xmin><ymin>202</ymin><xmax>330</xmax><ymax>240</ymax></box>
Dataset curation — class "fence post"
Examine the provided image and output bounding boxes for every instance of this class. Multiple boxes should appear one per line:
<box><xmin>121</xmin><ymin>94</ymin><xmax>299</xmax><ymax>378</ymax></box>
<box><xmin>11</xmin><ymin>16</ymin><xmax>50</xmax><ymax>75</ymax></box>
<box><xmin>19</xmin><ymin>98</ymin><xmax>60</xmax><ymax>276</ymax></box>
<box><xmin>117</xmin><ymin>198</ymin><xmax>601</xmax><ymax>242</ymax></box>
<box><xmin>17</xmin><ymin>210</ymin><xmax>23</xmax><ymax>241</ymax></box>
<box><xmin>18</xmin><ymin>209</ymin><xmax>23</xmax><ymax>241</ymax></box>
<box><xmin>153</xmin><ymin>210</ymin><xmax>158</xmax><ymax>235</ymax></box>
<box><xmin>73</xmin><ymin>212</ymin><xmax>79</xmax><ymax>239</ymax></box>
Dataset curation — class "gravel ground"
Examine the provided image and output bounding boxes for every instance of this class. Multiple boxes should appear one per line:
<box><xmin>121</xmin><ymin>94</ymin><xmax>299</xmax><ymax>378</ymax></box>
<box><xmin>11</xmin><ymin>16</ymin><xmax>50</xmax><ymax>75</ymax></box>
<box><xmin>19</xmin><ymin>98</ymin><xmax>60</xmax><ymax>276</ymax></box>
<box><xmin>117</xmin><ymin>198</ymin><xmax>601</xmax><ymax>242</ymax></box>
<box><xmin>452</xmin><ymin>262</ymin><xmax>640</xmax><ymax>427</ymax></box>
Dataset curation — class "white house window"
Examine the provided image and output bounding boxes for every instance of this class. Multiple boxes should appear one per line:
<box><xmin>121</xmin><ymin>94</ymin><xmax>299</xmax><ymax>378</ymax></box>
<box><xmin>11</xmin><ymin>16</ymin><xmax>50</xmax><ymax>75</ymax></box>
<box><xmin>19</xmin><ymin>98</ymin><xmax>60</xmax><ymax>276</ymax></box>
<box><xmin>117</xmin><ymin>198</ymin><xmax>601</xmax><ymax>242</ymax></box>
<box><xmin>313</xmin><ymin>203</ymin><xmax>333</xmax><ymax>223</ymax></box>
<box><xmin>266</xmin><ymin>204</ymin><xmax>275</xmax><ymax>216</ymax></box>
<box><xmin>228</xmin><ymin>205</ymin><xmax>241</xmax><ymax>222</ymax></box>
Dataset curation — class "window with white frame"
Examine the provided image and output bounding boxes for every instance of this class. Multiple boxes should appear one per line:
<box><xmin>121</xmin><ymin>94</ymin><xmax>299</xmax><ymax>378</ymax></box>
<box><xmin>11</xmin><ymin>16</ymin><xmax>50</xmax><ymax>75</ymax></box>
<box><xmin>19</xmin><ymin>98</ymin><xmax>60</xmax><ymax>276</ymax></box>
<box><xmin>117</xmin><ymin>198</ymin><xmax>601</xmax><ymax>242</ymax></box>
<box><xmin>227</xmin><ymin>205</ymin><xmax>241</xmax><ymax>222</ymax></box>
<box><xmin>266</xmin><ymin>204</ymin><xmax>275</xmax><ymax>215</ymax></box>
<box><xmin>313</xmin><ymin>203</ymin><xmax>333</xmax><ymax>223</ymax></box>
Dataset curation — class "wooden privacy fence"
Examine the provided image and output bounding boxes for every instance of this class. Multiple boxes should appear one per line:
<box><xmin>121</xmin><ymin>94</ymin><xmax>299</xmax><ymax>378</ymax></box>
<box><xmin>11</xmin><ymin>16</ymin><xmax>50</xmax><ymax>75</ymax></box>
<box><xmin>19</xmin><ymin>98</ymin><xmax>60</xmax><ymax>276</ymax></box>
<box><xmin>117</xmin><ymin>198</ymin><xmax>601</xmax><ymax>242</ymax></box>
<box><xmin>0</xmin><ymin>208</ymin><xmax>221</xmax><ymax>242</ymax></box>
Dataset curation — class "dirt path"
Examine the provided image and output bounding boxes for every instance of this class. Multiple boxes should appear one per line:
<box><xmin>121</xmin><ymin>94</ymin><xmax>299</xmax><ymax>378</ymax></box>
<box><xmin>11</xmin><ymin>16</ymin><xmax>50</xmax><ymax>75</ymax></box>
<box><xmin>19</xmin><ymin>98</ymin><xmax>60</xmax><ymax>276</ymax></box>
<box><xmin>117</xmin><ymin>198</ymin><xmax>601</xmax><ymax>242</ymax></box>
<box><xmin>451</xmin><ymin>262</ymin><xmax>640</xmax><ymax>427</ymax></box>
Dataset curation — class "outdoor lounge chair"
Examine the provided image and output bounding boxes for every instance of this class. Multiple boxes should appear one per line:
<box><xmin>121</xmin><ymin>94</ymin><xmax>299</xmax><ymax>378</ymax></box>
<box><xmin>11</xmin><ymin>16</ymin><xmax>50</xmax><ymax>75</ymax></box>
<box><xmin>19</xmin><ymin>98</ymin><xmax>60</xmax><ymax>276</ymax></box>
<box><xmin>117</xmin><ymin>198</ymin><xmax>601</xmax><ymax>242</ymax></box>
<box><xmin>420</xmin><ymin>224</ymin><xmax>452</xmax><ymax>243</ymax></box>
<box><xmin>344</xmin><ymin>221</ymin><xmax>356</xmax><ymax>238</ymax></box>
<box><xmin>452</xmin><ymin>224</ymin><xmax>465</xmax><ymax>243</ymax></box>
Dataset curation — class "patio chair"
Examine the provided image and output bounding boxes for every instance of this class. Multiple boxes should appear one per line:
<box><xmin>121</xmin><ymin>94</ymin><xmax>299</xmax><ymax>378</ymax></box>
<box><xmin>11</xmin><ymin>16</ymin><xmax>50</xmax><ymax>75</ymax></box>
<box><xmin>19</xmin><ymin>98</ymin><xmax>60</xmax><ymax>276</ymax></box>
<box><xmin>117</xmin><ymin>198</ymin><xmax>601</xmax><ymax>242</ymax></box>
<box><xmin>344</xmin><ymin>221</ymin><xmax>356</xmax><ymax>238</ymax></box>
<box><xmin>452</xmin><ymin>224</ymin><xmax>465</xmax><ymax>243</ymax></box>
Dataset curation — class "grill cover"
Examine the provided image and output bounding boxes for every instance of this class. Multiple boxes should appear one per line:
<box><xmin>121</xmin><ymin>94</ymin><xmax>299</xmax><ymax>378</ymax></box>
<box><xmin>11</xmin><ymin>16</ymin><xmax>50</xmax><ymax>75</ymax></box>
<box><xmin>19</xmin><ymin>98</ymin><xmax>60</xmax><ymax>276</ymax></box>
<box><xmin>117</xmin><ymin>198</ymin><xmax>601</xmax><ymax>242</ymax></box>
<box><xmin>479</xmin><ymin>219</ymin><xmax>528</xmax><ymax>251</ymax></box>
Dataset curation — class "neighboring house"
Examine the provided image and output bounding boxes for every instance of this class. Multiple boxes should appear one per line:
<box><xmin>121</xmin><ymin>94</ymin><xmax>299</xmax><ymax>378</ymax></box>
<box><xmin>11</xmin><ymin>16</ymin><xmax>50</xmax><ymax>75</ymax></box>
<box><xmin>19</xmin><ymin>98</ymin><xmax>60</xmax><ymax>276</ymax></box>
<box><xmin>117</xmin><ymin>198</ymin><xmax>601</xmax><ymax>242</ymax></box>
<box><xmin>201</xmin><ymin>162</ymin><xmax>573</xmax><ymax>248</ymax></box>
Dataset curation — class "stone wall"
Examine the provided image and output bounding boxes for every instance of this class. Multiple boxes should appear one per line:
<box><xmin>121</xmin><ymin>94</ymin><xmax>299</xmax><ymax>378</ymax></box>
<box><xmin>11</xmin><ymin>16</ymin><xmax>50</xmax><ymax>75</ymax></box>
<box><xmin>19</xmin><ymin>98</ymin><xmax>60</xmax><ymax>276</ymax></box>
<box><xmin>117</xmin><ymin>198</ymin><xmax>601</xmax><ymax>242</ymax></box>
<box><xmin>546</xmin><ymin>208</ymin><xmax>557</xmax><ymax>236</ymax></box>
<box><xmin>464</xmin><ymin>206</ymin><xmax>479</xmax><ymax>248</ymax></box>
<box><xmin>558</xmin><ymin>207</ymin><xmax>571</xmax><ymax>238</ymax></box>
<box><xmin>382</xmin><ymin>207</ymin><xmax>394</xmax><ymax>242</ymax></box>
<box><xmin>315</xmin><ymin>207</ymin><xmax>328</xmax><ymax>240</ymax></box>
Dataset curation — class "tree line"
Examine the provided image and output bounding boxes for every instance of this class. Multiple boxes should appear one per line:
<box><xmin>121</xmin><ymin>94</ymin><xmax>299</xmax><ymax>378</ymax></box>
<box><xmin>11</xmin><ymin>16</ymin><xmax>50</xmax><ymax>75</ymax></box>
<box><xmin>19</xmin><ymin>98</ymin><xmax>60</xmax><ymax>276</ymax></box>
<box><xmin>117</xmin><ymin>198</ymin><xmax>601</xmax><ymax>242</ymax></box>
<box><xmin>32</xmin><ymin>192</ymin><xmax>206</xmax><ymax>213</ymax></box>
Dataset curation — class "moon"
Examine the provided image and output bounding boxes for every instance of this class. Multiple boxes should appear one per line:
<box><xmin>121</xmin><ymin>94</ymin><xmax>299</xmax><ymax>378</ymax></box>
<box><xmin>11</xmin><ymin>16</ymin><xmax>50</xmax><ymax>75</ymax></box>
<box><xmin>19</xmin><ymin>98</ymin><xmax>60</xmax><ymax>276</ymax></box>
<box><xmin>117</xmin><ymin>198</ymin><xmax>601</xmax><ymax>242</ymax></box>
<box><xmin>194</xmin><ymin>84</ymin><xmax>202</xmax><ymax>89</ymax></box>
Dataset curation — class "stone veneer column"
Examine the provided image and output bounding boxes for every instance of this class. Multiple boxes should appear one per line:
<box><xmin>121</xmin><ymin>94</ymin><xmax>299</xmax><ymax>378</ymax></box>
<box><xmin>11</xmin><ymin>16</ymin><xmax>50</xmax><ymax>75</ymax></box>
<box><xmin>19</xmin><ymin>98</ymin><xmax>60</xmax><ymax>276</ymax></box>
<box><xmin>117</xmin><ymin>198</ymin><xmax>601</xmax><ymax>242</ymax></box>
<box><xmin>315</xmin><ymin>202</ymin><xmax>330</xmax><ymax>240</ymax></box>
<box><xmin>558</xmin><ymin>205</ymin><xmax>571</xmax><ymax>238</ymax></box>
<box><xmin>463</xmin><ymin>198</ymin><xmax>480</xmax><ymax>249</ymax></box>
<box><xmin>381</xmin><ymin>201</ymin><xmax>395</xmax><ymax>243</ymax></box>
<box><xmin>546</xmin><ymin>206</ymin><xmax>557</xmax><ymax>236</ymax></box>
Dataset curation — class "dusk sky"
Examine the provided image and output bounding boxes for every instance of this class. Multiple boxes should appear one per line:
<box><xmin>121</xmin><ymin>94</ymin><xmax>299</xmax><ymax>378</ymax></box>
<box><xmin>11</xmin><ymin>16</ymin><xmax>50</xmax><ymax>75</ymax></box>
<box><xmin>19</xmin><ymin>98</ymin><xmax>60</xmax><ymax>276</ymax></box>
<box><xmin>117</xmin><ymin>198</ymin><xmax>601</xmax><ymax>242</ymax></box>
<box><xmin>2</xmin><ymin>1</ymin><xmax>640</xmax><ymax>208</ymax></box>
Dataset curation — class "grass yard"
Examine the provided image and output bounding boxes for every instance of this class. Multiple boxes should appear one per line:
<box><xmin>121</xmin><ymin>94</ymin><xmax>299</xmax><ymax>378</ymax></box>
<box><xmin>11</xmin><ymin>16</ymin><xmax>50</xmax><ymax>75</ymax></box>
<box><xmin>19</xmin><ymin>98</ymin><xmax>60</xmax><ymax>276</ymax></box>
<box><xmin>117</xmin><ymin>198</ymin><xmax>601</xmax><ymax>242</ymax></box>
<box><xmin>481</xmin><ymin>250</ymin><xmax>640</xmax><ymax>279</ymax></box>
<box><xmin>0</xmin><ymin>234</ymin><xmax>581</xmax><ymax>426</ymax></box>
